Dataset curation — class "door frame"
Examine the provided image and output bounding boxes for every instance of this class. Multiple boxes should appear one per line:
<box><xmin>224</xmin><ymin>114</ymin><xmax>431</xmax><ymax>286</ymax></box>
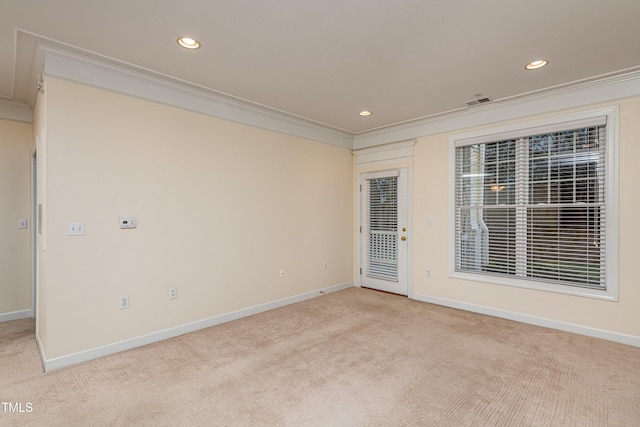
<box><xmin>31</xmin><ymin>147</ymin><xmax>37</xmax><ymax>319</ymax></box>
<box><xmin>354</xmin><ymin>140</ymin><xmax>415</xmax><ymax>297</ymax></box>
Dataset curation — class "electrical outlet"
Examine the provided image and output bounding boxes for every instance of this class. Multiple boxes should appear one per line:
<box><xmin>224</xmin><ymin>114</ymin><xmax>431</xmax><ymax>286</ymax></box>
<box><xmin>119</xmin><ymin>295</ymin><xmax>129</xmax><ymax>309</ymax></box>
<box><xmin>168</xmin><ymin>288</ymin><xmax>177</xmax><ymax>300</ymax></box>
<box><xmin>279</xmin><ymin>268</ymin><xmax>285</xmax><ymax>278</ymax></box>
<box><xmin>67</xmin><ymin>222</ymin><xmax>85</xmax><ymax>236</ymax></box>
<box><xmin>426</xmin><ymin>269</ymin><xmax>432</xmax><ymax>278</ymax></box>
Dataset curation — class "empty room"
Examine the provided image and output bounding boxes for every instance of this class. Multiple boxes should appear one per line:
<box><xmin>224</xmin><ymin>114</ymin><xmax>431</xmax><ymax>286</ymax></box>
<box><xmin>1</xmin><ymin>1</ymin><xmax>639</xmax><ymax>425</ymax></box>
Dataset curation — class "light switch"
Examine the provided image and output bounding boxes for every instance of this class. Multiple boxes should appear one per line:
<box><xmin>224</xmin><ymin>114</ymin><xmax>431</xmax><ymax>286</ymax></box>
<box><xmin>67</xmin><ymin>222</ymin><xmax>85</xmax><ymax>236</ymax></box>
<box><xmin>119</xmin><ymin>217</ymin><xmax>137</xmax><ymax>229</ymax></box>
<box><xmin>18</xmin><ymin>219</ymin><xmax>27</xmax><ymax>229</ymax></box>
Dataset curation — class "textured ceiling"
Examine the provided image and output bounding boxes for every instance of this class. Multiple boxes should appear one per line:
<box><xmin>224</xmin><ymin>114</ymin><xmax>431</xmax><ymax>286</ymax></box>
<box><xmin>1</xmin><ymin>0</ymin><xmax>640</xmax><ymax>133</ymax></box>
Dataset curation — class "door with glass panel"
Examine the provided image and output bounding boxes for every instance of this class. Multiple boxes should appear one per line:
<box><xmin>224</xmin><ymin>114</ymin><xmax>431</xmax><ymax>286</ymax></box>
<box><xmin>361</xmin><ymin>169</ymin><xmax>408</xmax><ymax>295</ymax></box>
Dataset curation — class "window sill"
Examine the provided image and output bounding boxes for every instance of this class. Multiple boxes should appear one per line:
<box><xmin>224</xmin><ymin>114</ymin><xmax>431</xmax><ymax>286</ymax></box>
<box><xmin>448</xmin><ymin>270</ymin><xmax>618</xmax><ymax>301</ymax></box>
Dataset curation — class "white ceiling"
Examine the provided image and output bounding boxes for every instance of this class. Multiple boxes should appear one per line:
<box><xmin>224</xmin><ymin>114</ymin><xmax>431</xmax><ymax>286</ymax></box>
<box><xmin>1</xmin><ymin>0</ymin><xmax>640</xmax><ymax>134</ymax></box>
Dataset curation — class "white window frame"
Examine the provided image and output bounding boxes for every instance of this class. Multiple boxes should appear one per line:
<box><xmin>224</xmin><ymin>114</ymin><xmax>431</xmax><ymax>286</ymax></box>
<box><xmin>448</xmin><ymin>106</ymin><xmax>619</xmax><ymax>301</ymax></box>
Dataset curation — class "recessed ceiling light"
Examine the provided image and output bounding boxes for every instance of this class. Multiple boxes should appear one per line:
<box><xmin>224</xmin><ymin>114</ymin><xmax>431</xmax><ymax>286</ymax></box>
<box><xmin>525</xmin><ymin>59</ymin><xmax>548</xmax><ymax>70</ymax></box>
<box><xmin>359</xmin><ymin>110</ymin><xmax>373</xmax><ymax>116</ymax></box>
<box><xmin>177</xmin><ymin>36</ymin><xmax>201</xmax><ymax>49</ymax></box>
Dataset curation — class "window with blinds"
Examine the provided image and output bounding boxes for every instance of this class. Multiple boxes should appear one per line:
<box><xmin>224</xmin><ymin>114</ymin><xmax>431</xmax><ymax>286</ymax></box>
<box><xmin>452</xmin><ymin>109</ymin><xmax>617</xmax><ymax>298</ymax></box>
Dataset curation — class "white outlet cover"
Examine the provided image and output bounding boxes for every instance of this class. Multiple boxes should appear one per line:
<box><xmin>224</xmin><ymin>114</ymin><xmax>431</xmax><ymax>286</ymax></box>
<box><xmin>67</xmin><ymin>222</ymin><xmax>85</xmax><ymax>236</ymax></box>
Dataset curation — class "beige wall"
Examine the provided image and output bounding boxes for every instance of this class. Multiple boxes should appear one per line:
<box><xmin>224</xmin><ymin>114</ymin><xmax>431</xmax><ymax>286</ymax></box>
<box><xmin>39</xmin><ymin>78</ymin><xmax>353</xmax><ymax>359</ymax></box>
<box><xmin>21</xmin><ymin>74</ymin><xmax>640</xmax><ymax>362</ymax></box>
<box><xmin>0</xmin><ymin>119</ymin><xmax>32</xmax><ymax>316</ymax></box>
<box><xmin>412</xmin><ymin>98</ymin><xmax>640</xmax><ymax>337</ymax></box>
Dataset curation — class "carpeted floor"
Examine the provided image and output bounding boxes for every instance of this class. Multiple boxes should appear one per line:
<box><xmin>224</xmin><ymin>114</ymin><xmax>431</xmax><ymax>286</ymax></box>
<box><xmin>1</xmin><ymin>287</ymin><xmax>639</xmax><ymax>426</ymax></box>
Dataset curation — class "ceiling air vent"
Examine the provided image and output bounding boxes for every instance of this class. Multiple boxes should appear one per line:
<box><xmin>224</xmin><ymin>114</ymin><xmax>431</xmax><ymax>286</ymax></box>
<box><xmin>465</xmin><ymin>97</ymin><xmax>492</xmax><ymax>107</ymax></box>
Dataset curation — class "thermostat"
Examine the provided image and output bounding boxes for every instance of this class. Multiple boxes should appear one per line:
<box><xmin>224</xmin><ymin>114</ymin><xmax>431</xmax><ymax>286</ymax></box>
<box><xmin>119</xmin><ymin>217</ymin><xmax>137</xmax><ymax>229</ymax></box>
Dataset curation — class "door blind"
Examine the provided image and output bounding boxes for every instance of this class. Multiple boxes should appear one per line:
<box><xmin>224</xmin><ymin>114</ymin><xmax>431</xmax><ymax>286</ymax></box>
<box><xmin>365</xmin><ymin>176</ymin><xmax>399</xmax><ymax>281</ymax></box>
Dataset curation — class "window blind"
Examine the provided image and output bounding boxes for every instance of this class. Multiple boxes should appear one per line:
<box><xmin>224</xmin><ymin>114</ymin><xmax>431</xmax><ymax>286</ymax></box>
<box><xmin>455</xmin><ymin>124</ymin><xmax>607</xmax><ymax>290</ymax></box>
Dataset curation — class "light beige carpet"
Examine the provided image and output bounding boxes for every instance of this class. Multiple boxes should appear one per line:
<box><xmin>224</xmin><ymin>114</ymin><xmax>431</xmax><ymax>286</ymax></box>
<box><xmin>1</xmin><ymin>287</ymin><xmax>639</xmax><ymax>426</ymax></box>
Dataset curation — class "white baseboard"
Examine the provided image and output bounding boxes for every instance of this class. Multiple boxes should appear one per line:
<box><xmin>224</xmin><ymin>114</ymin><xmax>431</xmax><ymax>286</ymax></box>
<box><xmin>42</xmin><ymin>282</ymin><xmax>354</xmax><ymax>371</ymax></box>
<box><xmin>412</xmin><ymin>293</ymin><xmax>640</xmax><ymax>348</ymax></box>
<box><xmin>0</xmin><ymin>309</ymin><xmax>33</xmax><ymax>323</ymax></box>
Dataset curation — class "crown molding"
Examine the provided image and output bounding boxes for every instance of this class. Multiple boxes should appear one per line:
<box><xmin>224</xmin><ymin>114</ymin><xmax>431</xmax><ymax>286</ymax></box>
<box><xmin>354</xmin><ymin>69</ymin><xmax>640</xmax><ymax>149</ymax></box>
<box><xmin>0</xmin><ymin>99</ymin><xmax>32</xmax><ymax>122</ymax></box>
<box><xmin>35</xmin><ymin>43</ymin><xmax>353</xmax><ymax>149</ymax></box>
<box><xmin>11</xmin><ymin>40</ymin><xmax>640</xmax><ymax>150</ymax></box>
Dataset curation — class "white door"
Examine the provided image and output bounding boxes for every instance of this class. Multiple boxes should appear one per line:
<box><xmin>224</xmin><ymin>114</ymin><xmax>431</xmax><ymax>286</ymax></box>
<box><xmin>361</xmin><ymin>169</ymin><xmax>409</xmax><ymax>295</ymax></box>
